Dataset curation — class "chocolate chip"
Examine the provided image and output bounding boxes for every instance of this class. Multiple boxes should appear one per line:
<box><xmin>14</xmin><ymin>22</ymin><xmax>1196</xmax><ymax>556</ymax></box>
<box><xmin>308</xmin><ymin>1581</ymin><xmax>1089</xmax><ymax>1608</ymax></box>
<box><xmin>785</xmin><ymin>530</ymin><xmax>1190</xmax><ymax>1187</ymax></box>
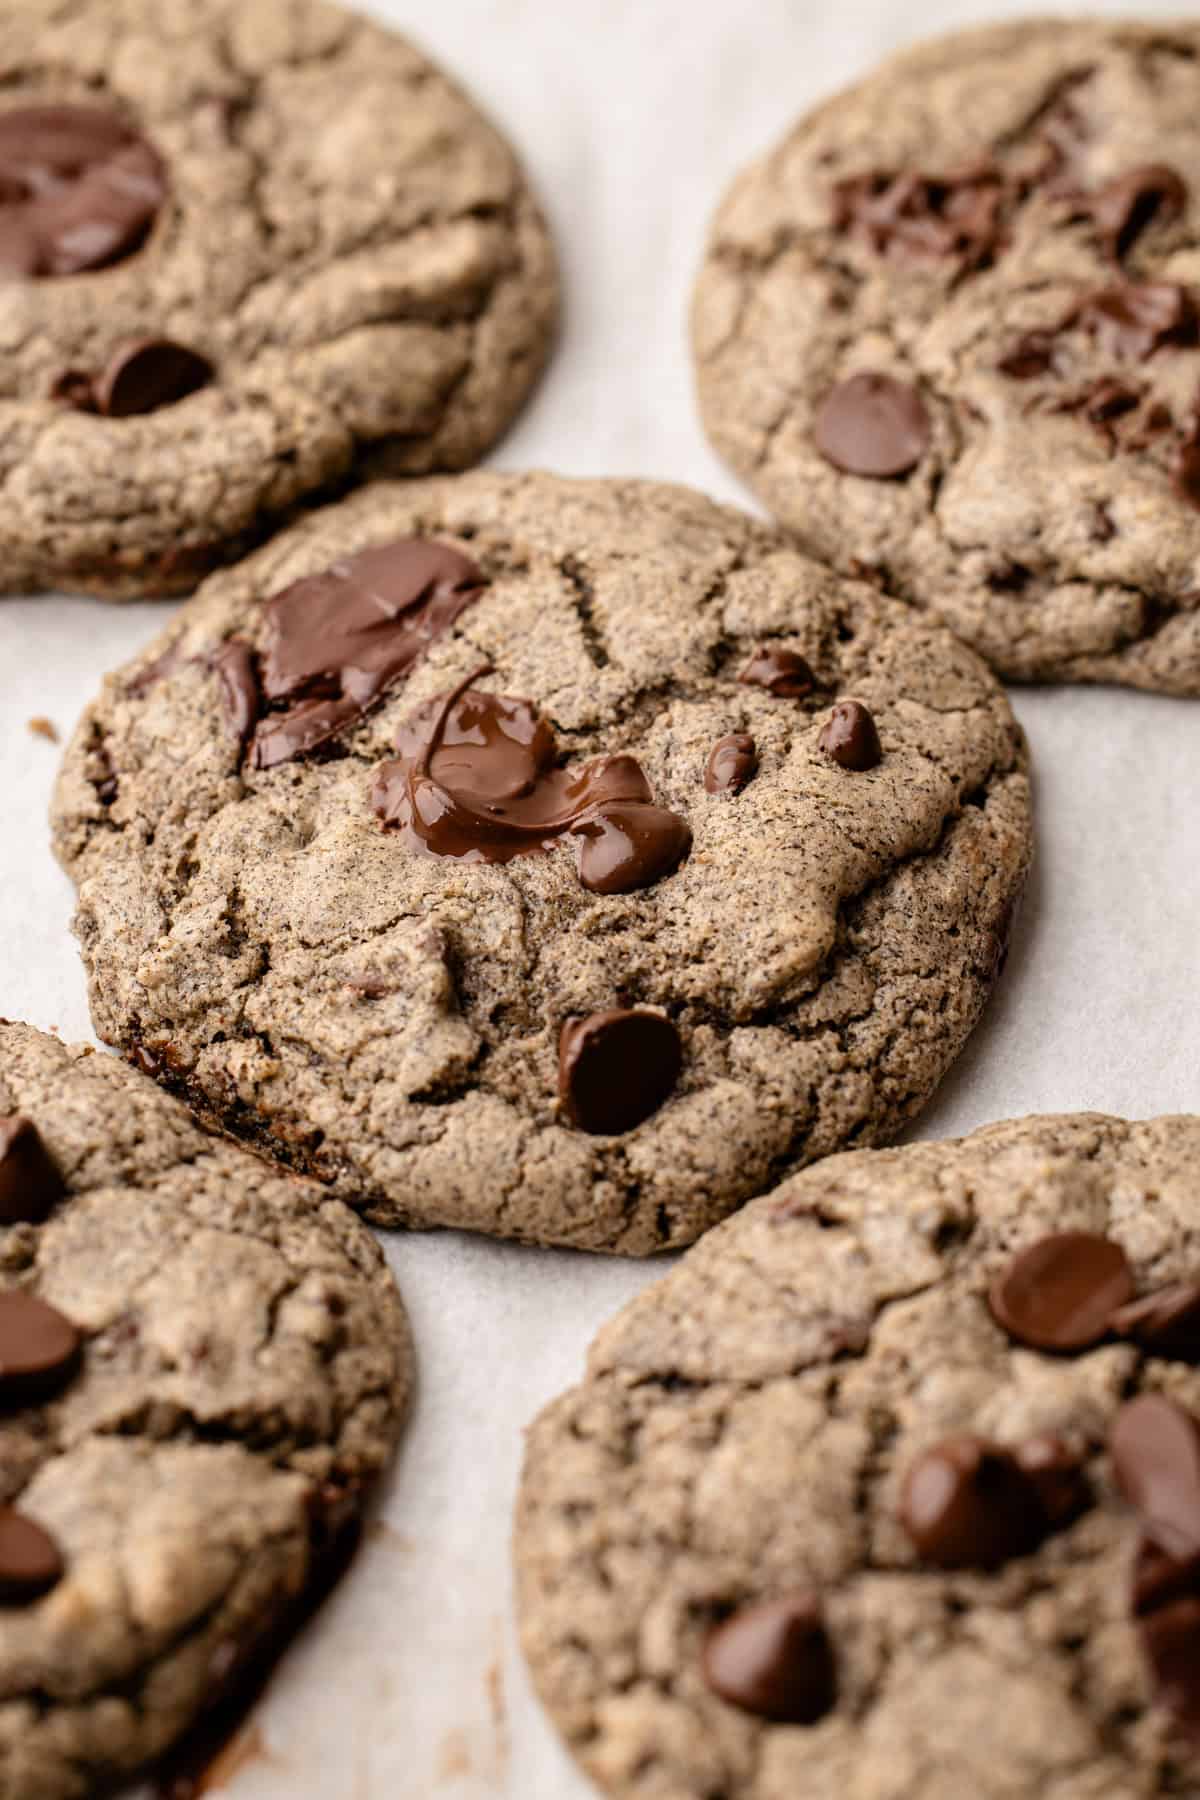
<box><xmin>1111</xmin><ymin>1282</ymin><xmax>1200</xmax><ymax>1361</ymax></box>
<box><xmin>0</xmin><ymin>1291</ymin><xmax>81</xmax><ymax>1407</ymax></box>
<box><xmin>738</xmin><ymin>646</ymin><xmax>815</xmax><ymax>698</ymax></box>
<box><xmin>1088</xmin><ymin>164</ymin><xmax>1188</xmax><ymax>262</ymax></box>
<box><xmin>1073</xmin><ymin>282</ymin><xmax>1197</xmax><ymax>361</ymax></box>
<box><xmin>93</xmin><ymin>339</ymin><xmax>213</xmax><ymax>417</ymax></box>
<box><xmin>1172</xmin><ymin>438</ymin><xmax>1200</xmax><ymax>510</ymax></box>
<box><xmin>1111</xmin><ymin>1395</ymin><xmax>1200</xmax><ymax>1561</ymax></box>
<box><xmin>50</xmin><ymin>367</ymin><xmax>99</xmax><ymax>411</ymax></box>
<box><xmin>899</xmin><ymin>1434</ymin><xmax>1049</xmax><ymax>1570</ymax></box>
<box><xmin>558</xmin><ymin>1010</ymin><xmax>682</xmax><ymax>1136</ymax></box>
<box><xmin>818</xmin><ymin>700</ymin><xmax>882</xmax><ymax>771</ymax></box>
<box><xmin>0</xmin><ymin>1506</ymin><xmax>63</xmax><ymax>1605</ymax></box>
<box><xmin>0</xmin><ymin>105</ymin><xmax>166</xmax><ymax>278</ymax></box>
<box><xmin>987</xmin><ymin>1231</ymin><xmax>1134</xmax><ymax>1352</ymax></box>
<box><xmin>814</xmin><ymin>372</ymin><xmax>931</xmax><ymax>478</ymax></box>
<box><xmin>571</xmin><ymin>802</ymin><xmax>692</xmax><ymax>896</ymax></box>
<box><xmin>702</xmin><ymin>1592</ymin><xmax>836</xmax><ymax>1724</ymax></box>
<box><xmin>704</xmin><ymin>732</ymin><xmax>758</xmax><ymax>795</ymax></box>
<box><xmin>0</xmin><ymin>1117</ymin><xmax>64</xmax><ymax>1226</ymax></box>
<box><xmin>832</xmin><ymin>166</ymin><xmax>1005</xmax><ymax>271</ymax></box>
<box><xmin>1140</xmin><ymin>1585</ymin><xmax>1200</xmax><ymax>1737</ymax></box>
<box><xmin>211</xmin><ymin>640</ymin><xmax>261</xmax><ymax>755</ymax></box>
<box><xmin>996</xmin><ymin>330</ymin><xmax>1058</xmax><ymax>380</ymax></box>
<box><xmin>250</xmin><ymin>540</ymin><xmax>486</xmax><ymax>768</ymax></box>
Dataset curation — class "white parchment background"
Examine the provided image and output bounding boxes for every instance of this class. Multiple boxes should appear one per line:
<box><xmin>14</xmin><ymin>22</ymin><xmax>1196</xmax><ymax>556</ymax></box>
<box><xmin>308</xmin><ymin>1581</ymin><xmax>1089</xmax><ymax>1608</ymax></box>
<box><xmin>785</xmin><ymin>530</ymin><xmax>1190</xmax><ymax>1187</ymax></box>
<box><xmin>1</xmin><ymin>2</ymin><xmax>1198</xmax><ymax>1794</ymax></box>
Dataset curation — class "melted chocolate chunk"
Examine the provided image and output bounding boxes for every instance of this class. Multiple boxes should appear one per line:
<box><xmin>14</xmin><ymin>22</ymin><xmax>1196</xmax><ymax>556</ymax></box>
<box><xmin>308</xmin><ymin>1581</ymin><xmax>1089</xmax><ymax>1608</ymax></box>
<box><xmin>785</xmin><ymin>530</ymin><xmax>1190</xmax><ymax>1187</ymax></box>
<box><xmin>818</xmin><ymin>699</ymin><xmax>882</xmax><ymax>771</ymax></box>
<box><xmin>1087</xmin><ymin>164</ymin><xmax>1188</xmax><ymax>263</ymax></box>
<box><xmin>0</xmin><ymin>1116</ymin><xmax>63</xmax><ymax>1225</ymax></box>
<box><xmin>814</xmin><ymin>372</ymin><xmax>931</xmax><ymax>478</ymax></box>
<box><xmin>1073</xmin><ymin>282</ymin><xmax>1197</xmax><ymax>361</ymax></box>
<box><xmin>899</xmin><ymin>1434</ymin><xmax>1055</xmax><ymax>1570</ymax></box>
<box><xmin>738</xmin><ymin>646</ymin><xmax>815</xmax><ymax>697</ymax></box>
<box><xmin>211</xmin><ymin>641</ymin><xmax>260</xmax><ymax>756</ymax></box>
<box><xmin>1111</xmin><ymin>1282</ymin><xmax>1200</xmax><ymax>1361</ymax></box>
<box><xmin>1172</xmin><ymin>437</ymin><xmax>1200</xmax><ymax>510</ymax></box>
<box><xmin>987</xmin><ymin>1231</ymin><xmax>1134</xmax><ymax>1352</ymax></box>
<box><xmin>372</xmin><ymin>678</ymin><xmax>691</xmax><ymax>896</ymax></box>
<box><xmin>1014</xmin><ymin>1434</ymin><xmax>1091</xmax><ymax>1528</ymax></box>
<box><xmin>55</xmin><ymin>338</ymin><xmax>213</xmax><ymax>417</ymax></box>
<box><xmin>248</xmin><ymin>540</ymin><xmax>486</xmax><ymax>769</ymax></box>
<box><xmin>1111</xmin><ymin>1395</ymin><xmax>1200</xmax><ymax>1562</ymax></box>
<box><xmin>0</xmin><ymin>1506</ymin><xmax>63</xmax><ymax>1605</ymax></box>
<box><xmin>702</xmin><ymin>1592</ymin><xmax>836</xmax><ymax>1724</ymax></box>
<box><xmin>0</xmin><ymin>105</ymin><xmax>166</xmax><ymax>278</ymax></box>
<box><xmin>704</xmin><ymin>732</ymin><xmax>758</xmax><ymax>795</ymax></box>
<box><xmin>557</xmin><ymin>1009</ymin><xmax>682</xmax><ymax>1136</ymax></box>
<box><xmin>833</xmin><ymin>166</ymin><xmax>1005</xmax><ymax>271</ymax></box>
<box><xmin>997</xmin><ymin>330</ymin><xmax>1058</xmax><ymax>380</ymax></box>
<box><xmin>0</xmin><ymin>1291</ymin><xmax>81</xmax><ymax>1407</ymax></box>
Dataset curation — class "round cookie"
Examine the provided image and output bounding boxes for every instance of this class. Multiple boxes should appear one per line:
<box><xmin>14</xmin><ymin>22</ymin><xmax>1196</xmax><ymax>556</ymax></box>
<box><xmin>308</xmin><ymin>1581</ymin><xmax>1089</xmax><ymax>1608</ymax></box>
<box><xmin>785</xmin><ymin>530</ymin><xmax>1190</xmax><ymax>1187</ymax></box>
<box><xmin>0</xmin><ymin>1020</ymin><xmax>411</xmax><ymax>1800</ymax></box>
<box><xmin>51</xmin><ymin>471</ymin><xmax>1031</xmax><ymax>1253</ymax></box>
<box><xmin>516</xmin><ymin>1113</ymin><xmax>1200</xmax><ymax>1799</ymax></box>
<box><xmin>693</xmin><ymin>19</ymin><xmax>1200</xmax><ymax>693</ymax></box>
<box><xmin>0</xmin><ymin>0</ymin><xmax>557</xmax><ymax>599</ymax></box>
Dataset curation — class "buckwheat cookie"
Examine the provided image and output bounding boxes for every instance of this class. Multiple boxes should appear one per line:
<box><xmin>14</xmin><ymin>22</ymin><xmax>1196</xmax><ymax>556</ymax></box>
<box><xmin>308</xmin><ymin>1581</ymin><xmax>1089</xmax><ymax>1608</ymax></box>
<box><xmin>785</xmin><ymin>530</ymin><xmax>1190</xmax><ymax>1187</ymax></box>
<box><xmin>693</xmin><ymin>19</ymin><xmax>1200</xmax><ymax>693</ymax></box>
<box><xmin>516</xmin><ymin>1113</ymin><xmax>1200</xmax><ymax>1800</ymax></box>
<box><xmin>0</xmin><ymin>0</ymin><xmax>557</xmax><ymax>599</ymax></box>
<box><xmin>0</xmin><ymin>1020</ymin><xmax>411</xmax><ymax>1800</ymax></box>
<box><xmin>52</xmin><ymin>472</ymin><xmax>1031</xmax><ymax>1253</ymax></box>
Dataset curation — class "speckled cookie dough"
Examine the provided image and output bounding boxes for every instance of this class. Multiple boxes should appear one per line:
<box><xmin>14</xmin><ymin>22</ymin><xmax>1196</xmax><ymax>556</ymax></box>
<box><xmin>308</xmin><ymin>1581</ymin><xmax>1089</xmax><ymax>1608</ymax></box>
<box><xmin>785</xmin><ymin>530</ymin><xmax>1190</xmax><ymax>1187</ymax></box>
<box><xmin>52</xmin><ymin>471</ymin><xmax>1031</xmax><ymax>1253</ymax></box>
<box><xmin>0</xmin><ymin>0</ymin><xmax>558</xmax><ymax>598</ymax></box>
<box><xmin>516</xmin><ymin>1113</ymin><xmax>1200</xmax><ymax>1800</ymax></box>
<box><xmin>0</xmin><ymin>1021</ymin><xmax>411</xmax><ymax>1800</ymax></box>
<box><xmin>693</xmin><ymin>19</ymin><xmax>1200</xmax><ymax>693</ymax></box>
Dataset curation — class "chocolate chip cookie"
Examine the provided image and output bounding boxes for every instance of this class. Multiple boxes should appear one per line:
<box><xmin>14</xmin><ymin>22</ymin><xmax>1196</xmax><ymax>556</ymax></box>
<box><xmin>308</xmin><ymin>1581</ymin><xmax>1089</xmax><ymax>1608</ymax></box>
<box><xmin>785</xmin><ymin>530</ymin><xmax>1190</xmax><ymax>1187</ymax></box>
<box><xmin>0</xmin><ymin>1020</ymin><xmax>411</xmax><ymax>1800</ymax></box>
<box><xmin>693</xmin><ymin>20</ymin><xmax>1200</xmax><ymax>693</ymax></box>
<box><xmin>516</xmin><ymin>1113</ymin><xmax>1200</xmax><ymax>1799</ymax></box>
<box><xmin>0</xmin><ymin>0</ymin><xmax>558</xmax><ymax>598</ymax></box>
<box><xmin>52</xmin><ymin>471</ymin><xmax>1031</xmax><ymax>1252</ymax></box>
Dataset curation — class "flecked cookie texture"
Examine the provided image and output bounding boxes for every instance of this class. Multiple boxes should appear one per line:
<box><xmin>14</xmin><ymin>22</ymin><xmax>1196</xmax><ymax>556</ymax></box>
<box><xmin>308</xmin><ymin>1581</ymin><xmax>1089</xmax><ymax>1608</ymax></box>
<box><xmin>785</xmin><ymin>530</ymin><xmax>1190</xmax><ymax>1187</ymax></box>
<box><xmin>0</xmin><ymin>1021</ymin><xmax>411</xmax><ymax>1800</ymax></box>
<box><xmin>52</xmin><ymin>472</ymin><xmax>1031</xmax><ymax>1254</ymax></box>
<box><xmin>693</xmin><ymin>19</ymin><xmax>1200</xmax><ymax>692</ymax></box>
<box><xmin>517</xmin><ymin>1114</ymin><xmax>1200</xmax><ymax>1800</ymax></box>
<box><xmin>0</xmin><ymin>0</ymin><xmax>557</xmax><ymax>599</ymax></box>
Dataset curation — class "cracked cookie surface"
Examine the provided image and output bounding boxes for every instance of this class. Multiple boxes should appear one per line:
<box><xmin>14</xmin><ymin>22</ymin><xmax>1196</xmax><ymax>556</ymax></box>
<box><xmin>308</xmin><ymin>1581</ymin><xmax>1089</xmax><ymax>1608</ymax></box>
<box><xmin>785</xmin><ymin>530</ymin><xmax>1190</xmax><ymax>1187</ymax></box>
<box><xmin>52</xmin><ymin>471</ymin><xmax>1031</xmax><ymax>1253</ymax></box>
<box><xmin>516</xmin><ymin>1113</ymin><xmax>1200</xmax><ymax>1799</ymax></box>
<box><xmin>0</xmin><ymin>0</ymin><xmax>558</xmax><ymax>599</ymax></box>
<box><xmin>693</xmin><ymin>19</ymin><xmax>1200</xmax><ymax>692</ymax></box>
<box><xmin>0</xmin><ymin>1020</ymin><xmax>411</xmax><ymax>1800</ymax></box>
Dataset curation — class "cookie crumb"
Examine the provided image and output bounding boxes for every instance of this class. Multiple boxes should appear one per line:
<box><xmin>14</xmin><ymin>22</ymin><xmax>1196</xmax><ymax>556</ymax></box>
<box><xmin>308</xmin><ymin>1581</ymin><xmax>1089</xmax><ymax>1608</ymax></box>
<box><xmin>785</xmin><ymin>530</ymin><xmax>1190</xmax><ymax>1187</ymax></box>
<box><xmin>27</xmin><ymin>717</ymin><xmax>59</xmax><ymax>743</ymax></box>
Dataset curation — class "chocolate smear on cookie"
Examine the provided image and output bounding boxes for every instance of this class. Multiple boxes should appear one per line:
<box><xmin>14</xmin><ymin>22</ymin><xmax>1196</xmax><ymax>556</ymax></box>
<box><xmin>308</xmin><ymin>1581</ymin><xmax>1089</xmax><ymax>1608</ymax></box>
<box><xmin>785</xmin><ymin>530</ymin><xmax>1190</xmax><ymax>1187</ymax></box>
<box><xmin>1072</xmin><ymin>283</ymin><xmax>1198</xmax><ymax>361</ymax></box>
<box><xmin>1086</xmin><ymin>164</ymin><xmax>1188</xmax><ymax>263</ymax></box>
<box><xmin>241</xmin><ymin>540</ymin><xmax>485</xmax><ymax>768</ymax></box>
<box><xmin>702</xmin><ymin>1591</ymin><xmax>836</xmax><ymax>1724</ymax></box>
<box><xmin>557</xmin><ymin>1010</ymin><xmax>682</xmax><ymax>1136</ymax></box>
<box><xmin>0</xmin><ymin>105</ymin><xmax>165</xmax><ymax>278</ymax></box>
<box><xmin>372</xmin><ymin>672</ymin><xmax>691</xmax><ymax>895</ymax></box>
<box><xmin>0</xmin><ymin>1116</ymin><xmax>63</xmax><ymax>1225</ymax></box>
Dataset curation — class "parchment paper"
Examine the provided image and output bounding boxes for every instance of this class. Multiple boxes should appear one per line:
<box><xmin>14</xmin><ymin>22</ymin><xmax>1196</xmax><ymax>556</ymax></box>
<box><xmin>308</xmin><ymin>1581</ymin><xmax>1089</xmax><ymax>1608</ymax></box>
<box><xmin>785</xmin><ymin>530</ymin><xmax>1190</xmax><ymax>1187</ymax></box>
<box><xmin>1</xmin><ymin>2</ymin><xmax>1196</xmax><ymax>1794</ymax></box>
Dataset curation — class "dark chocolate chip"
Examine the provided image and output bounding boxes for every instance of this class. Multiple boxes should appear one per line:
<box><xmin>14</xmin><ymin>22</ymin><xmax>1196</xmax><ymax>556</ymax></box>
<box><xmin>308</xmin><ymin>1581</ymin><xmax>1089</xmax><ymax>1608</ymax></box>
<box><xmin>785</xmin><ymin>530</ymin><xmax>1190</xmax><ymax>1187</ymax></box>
<box><xmin>211</xmin><ymin>640</ymin><xmax>261</xmax><ymax>755</ymax></box>
<box><xmin>1073</xmin><ymin>283</ymin><xmax>1197</xmax><ymax>361</ymax></box>
<box><xmin>997</xmin><ymin>330</ymin><xmax>1058</xmax><ymax>380</ymax></box>
<box><xmin>1111</xmin><ymin>1282</ymin><xmax>1200</xmax><ymax>1361</ymax></box>
<box><xmin>818</xmin><ymin>700</ymin><xmax>882</xmax><ymax>771</ymax></box>
<box><xmin>1172</xmin><ymin>439</ymin><xmax>1200</xmax><ymax>510</ymax></box>
<box><xmin>702</xmin><ymin>1592</ymin><xmax>836</xmax><ymax>1724</ymax></box>
<box><xmin>50</xmin><ymin>367</ymin><xmax>99</xmax><ymax>411</ymax></box>
<box><xmin>1140</xmin><ymin>1587</ymin><xmax>1200</xmax><ymax>1738</ymax></box>
<box><xmin>814</xmin><ymin>372</ymin><xmax>931</xmax><ymax>478</ymax></box>
<box><xmin>571</xmin><ymin>802</ymin><xmax>692</xmax><ymax>896</ymax></box>
<box><xmin>0</xmin><ymin>1506</ymin><xmax>63</xmax><ymax>1605</ymax></box>
<box><xmin>558</xmin><ymin>1009</ymin><xmax>682</xmax><ymax>1136</ymax></box>
<box><xmin>832</xmin><ymin>166</ymin><xmax>1005</xmax><ymax>271</ymax></box>
<box><xmin>899</xmin><ymin>1434</ymin><xmax>1049</xmax><ymax>1570</ymax></box>
<box><xmin>1088</xmin><ymin>164</ymin><xmax>1188</xmax><ymax>262</ymax></box>
<box><xmin>1014</xmin><ymin>1433</ymin><xmax>1091</xmax><ymax>1527</ymax></box>
<box><xmin>94</xmin><ymin>338</ymin><xmax>213</xmax><ymax>417</ymax></box>
<box><xmin>704</xmin><ymin>732</ymin><xmax>758</xmax><ymax>795</ymax></box>
<box><xmin>0</xmin><ymin>105</ymin><xmax>166</xmax><ymax>278</ymax></box>
<box><xmin>987</xmin><ymin>1231</ymin><xmax>1134</xmax><ymax>1352</ymax></box>
<box><xmin>737</xmin><ymin>646</ymin><xmax>815</xmax><ymax>697</ymax></box>
<box><xmin>0</xmin><ymin>1291</ymin><xmax>81</xmax><ymax>1407</ymax></box>
<box><xmin>0</xmin><ymin>1117</ymin><xmax>64</xmax><ymax>1226</ymax></box>
<box><xmin>1111</xmin><ymin>1394</ymin><xmax>1200</xmax><ymax>1561</ymax></box>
